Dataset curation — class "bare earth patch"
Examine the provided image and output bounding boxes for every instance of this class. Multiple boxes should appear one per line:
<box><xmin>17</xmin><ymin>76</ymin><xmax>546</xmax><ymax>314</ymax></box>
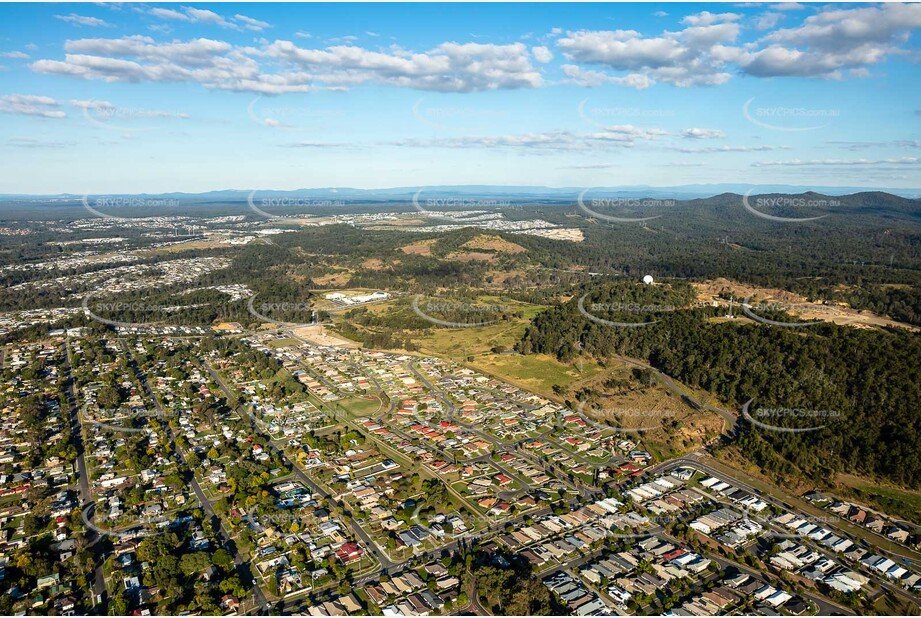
<box><xmin>694</xmin><ymin>277</ymin><xmax>918</xmax><ymax>332</ymax></box>
<box><xmin>313</xmin><ymin>271</ymin><xmax>352</xmax><ymax>286</ymax></box>
<box><xmin>292</xmin><ymin>324</ymin><xmax>360</xmax><ymax>348</ymax></box>
<box><xmin>361</xmin><ymin>258</ymin><xmax>391</xmax><ymax>270</ymax></box>
<box><xmin>461</xmin><ymin>234</ymin><xmax>526</xmax><ymax>254</ymax></box>
<box><xmin>400</xmin><ymin>239</ymin><xmax>438</xmax><ymax>256</ymax></box>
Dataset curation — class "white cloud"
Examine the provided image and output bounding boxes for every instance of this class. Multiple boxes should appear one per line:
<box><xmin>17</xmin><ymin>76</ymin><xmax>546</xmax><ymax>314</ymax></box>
<box><xmin>0</xmin><ymin>94</ymin><xmax>67</xmax><ymax>118</ymax></box>
<box><xmin>557</xmin><ymin>3</ymin><xmax>921</xmax><ymax>88</ymax></box>
<box><xmin>385</xmin><ymin>127</ymin><xmax>670</xmax><ymax>150</ymax></box>
<box><xmin>147</xmin><ymin>6</ymin><xmax>271</xmax><ymax>31</ymax></box>
<box><xmin>562</xmin><ymin>64</ymin><xmax>653</xmax><ymax>89</ymax></box>
<box><xmin>55</xmin><ymin>14</ymin><xmax>113</xmax><ymax>28</ymax></box>
<box><xmin>754</xmin><ymin>12</ymin><xmax>784</xmax><ymax>31</ymax></box>
<box><xmin>234</xmin><ymin>14</ymin><xmax>271</xmax><ymax>32</ymax></box>
<box><xmin>668</xmin><ymin>144</ymin><xmax>791</xmax><ymax>153</ymax></box>
<box><xmin>754</xmin><ymin>157</ymin><xmax>921</xmax><ymax>166</ymax></box>
<box><xmin>68</xmin><ymin>99</ymin><xmax>190</xmax><ymax>119</ymax></box>
<box><xmin>654</xmin><ymin>11</ymin><xmax>668</xmax><ymax>18</ymax></box>
<box><xmin>770</xmin><ymin>3</ymin><xmax>805</xmax><ymax>11</ymax></box>
<box><xmin>532</xmin><ymin>46</ymin><xmax>553</xmax><ymax>63</ymax></box>
<box><xmin>148</xmin><ymin>8</ymin><xmax>189</xmax><ymax>21</ymax></box>
<box><xmin>681</xmin><ymin>11</ymin><xmax>741</xmax><ymax>27</ymax></box>
<box><xmin>0</xmin><ymin>51</ymin><xmax>29</xmax><ymax>59</ymax></box>
<box><xmin>745</xmin><ymin>3</ymin><xmax>921</xmax><ymax>78</ymax></box>
<box><xmin>556</xmin><ymin>24</ymin><xmax>738</xmax><ymax>88</ymax></box>
<box><xmin>681</xmin><ymin>128</ymin><xmax>726</xmax><ymax>139</ymax></box>
<box><xmin>32</xmin><ymin>36</ymin><xmax>543</xmax><ymax>94</ymax></box>
<box><xmin>183</xmin><ymin>7</ymin><xmax>239</xmax><ymax>30</ymax></box>
<box><xmin>260</xmin><ymin>40</ymin><xmax>543</xmax><ymax>92</ymax></box>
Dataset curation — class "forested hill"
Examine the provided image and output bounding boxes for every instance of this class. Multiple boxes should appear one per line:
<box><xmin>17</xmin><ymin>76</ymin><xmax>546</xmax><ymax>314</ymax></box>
<box><xmin>518</xmin><ymin>281</ymin><xmax>921</xmax><ymax>489</ymax></box>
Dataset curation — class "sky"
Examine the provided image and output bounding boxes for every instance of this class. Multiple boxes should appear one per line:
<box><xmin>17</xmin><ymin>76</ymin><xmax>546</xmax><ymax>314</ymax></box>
<box><xmin>0</xmin><ymin>1</ymin><xmax>920</xmax><ymax>194</ymax></box>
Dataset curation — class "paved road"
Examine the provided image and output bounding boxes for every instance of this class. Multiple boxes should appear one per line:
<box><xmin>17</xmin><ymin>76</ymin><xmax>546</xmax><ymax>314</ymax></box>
<box><xmin>201</xmin><ymin>359</ymin><xmax>407</xmax><ymax>573</ymax></box>
<box><xmin>61</xmin><ymin>339</ymin><xmax>108</xmax><ymax>612</ymax></box>
<box><xmin>654</xmin><ymin>455</ymin><xmax>920</xmax><ymax>612</ymax></box>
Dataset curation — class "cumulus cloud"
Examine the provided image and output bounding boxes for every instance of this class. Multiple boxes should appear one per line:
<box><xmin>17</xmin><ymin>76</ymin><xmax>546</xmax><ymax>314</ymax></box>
<box><xmin>556</xmin><ymin>23</ymin><xmax>738</xmax><ymax>88</ymax></box>
<box><xmin>556</xmin><ymin>3</ymin><xmax>921</xmax><ymax>88</ymax></box>
<box><xmin>562</xmin><ymin>64</ymin><xmax>653</xmax><ymax>89</ymax></box>
<box><xmin>55</xmin><ymin>14</ymin><xmax>113</xmax><ymax>28</ymax></box>
<box><xmin>0</xmin><ymin>94</ymin><xmax>67</xmax><ymax>118</ymax></box>
<box><xmin>532</xmin><ymin>46</ymin><xmax>553</xmax><ymax>63</ymax></box>
<box><xmin>0</xmin><ymin>51</ymin><xmax>30</xmax><ymax>59</ymax></box>
<box><xmin>754</xmin><ymin>12</ymin><xmax>784</xmax><ymax>31</ymax></box>
<box><xmin>744</xmin><ymin>3</ymin><xmax>921</xmax><ymax>78</ymax></box>
<box><xmin>30</xmin><ymin>36</ymin><xmax>545</xmax><ymax>94</ymax></box>
<box><xmin>681</xmin><ymin>11</ymin><xmax>741</xmax><ymax>27</ymax></box>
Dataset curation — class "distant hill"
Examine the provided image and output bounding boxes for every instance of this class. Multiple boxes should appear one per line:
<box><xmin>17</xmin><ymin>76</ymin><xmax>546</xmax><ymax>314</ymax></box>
<box><xmin>2</xmin><ymin>183</ymin><xmax>920</xmax><ymax>202</ymax></box>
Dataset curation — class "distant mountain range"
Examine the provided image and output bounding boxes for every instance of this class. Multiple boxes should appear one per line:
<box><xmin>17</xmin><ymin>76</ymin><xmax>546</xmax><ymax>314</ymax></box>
<box><xmin>3</xmin><ymin>184</ymin><xmax>921</xmax><ymax>201</ymax></box>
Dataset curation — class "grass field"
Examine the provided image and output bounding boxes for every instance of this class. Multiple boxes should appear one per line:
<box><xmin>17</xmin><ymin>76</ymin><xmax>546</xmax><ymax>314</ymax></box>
<box><xmin>337</xmin><ymin>395</ymin><xmax>386</xmax><ymax>417</ymax></box>
<box><xmin>415</xmin><ymin>301</ymin><xmax>546</xmax><ymax>358</ymax></box>
<box><xmin>266</xmin><ymin>337</ymin><xmax>301</xmax><ymax>348</ymax></box>
<box><xmin>469</xmin><ymin>352</ymin><xmax>603</xmax><ymax>398</ymax></box>
<box><xmin>837</xmin><ymin>474</ymin><xmax>921</xmax><ymax>525</ymax></box>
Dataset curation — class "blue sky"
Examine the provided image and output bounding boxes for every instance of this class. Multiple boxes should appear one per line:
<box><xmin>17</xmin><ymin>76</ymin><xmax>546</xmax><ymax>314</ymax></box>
<box><xmin>0</xmin><ymin>2</ymin><xmax>920</xmax><ymax>194</ymax></box>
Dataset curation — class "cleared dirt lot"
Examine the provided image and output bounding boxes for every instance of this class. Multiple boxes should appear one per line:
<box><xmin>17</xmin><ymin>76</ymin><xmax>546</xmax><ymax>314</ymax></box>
<box><xmin>694</xmin><ymin>277</ymin><xmax>918</xmax><ymax>332</ymax></box>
